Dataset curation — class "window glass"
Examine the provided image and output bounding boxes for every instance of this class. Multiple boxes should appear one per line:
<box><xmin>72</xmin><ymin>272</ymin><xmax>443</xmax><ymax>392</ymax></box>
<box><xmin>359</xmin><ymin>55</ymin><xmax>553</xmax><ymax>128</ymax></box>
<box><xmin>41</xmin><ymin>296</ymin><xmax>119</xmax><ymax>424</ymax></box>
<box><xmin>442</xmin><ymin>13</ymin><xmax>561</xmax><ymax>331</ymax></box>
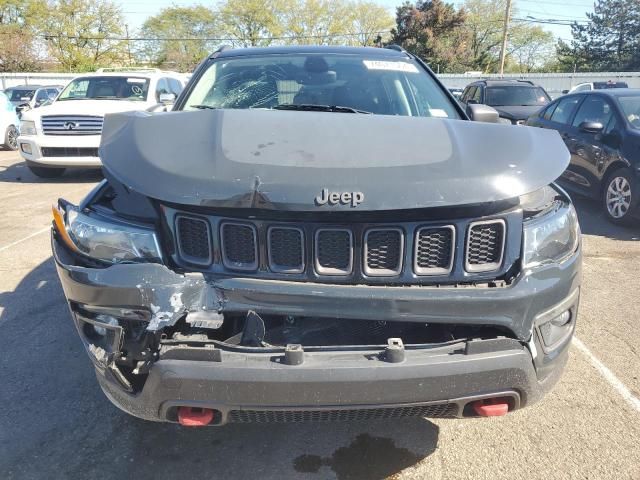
<box><xmin>550</xmin><ymin>96</ymin><xmax>581</xmax><ymax>124</ymax></box>
<box><xmin>484</xmin><ymin>86</ymin><xmax>549</xmax><ymax>106</ymax></box>
<box><xmin>35</xmin><ymin>89</ymin><xmax>48</xmax><ymax>102</ymax></box>
<box><xmin>574</xmin><ymin>84</ymin><xmax>591</xmax><ymax>92</ymax></box>
<box><xmin>168</xmin><ymin>78</ymin><xmax>183</xmax><ymax>96</ymax></box>
<box><xmin>58</xmin><ymin>76</ymin><xmax>150</xmax><ymax>101</ymax></box>
<box><xmin>182</xmin><ymin>54</ymin><xmax>461</xmax><ymax>118</ymax></box>
<box><xmin>572</xmin><ymin>96</ymin><xmax>613</xmax><ymax>128</ymax></box>
<box><xmin>46</xmin><ymin>88</ymin><xmax>59</xmax><ymax>99</ymax></box>
<box><xmin>9</xmin><ymin>88</ymin><xmax>36</xmax><ymax>102</ymax></box>
<box><xmin>155</xmin><ymin>78</ymin><xmax>170</xmax><ymax>102</ymax></box>
<box><xmin>470</xmin><ymin>86</ymin><xmax>482</xmax><ymax>103</ymax></box>
<box><xmin>617</xmin><ymin>95</ymin><xmax>640</xmax><ymax>130</ymax></box>
<box><xmin>543</xmin><ymin>102</ymin><xmax>557</xmax><ymax>120</ymax></box>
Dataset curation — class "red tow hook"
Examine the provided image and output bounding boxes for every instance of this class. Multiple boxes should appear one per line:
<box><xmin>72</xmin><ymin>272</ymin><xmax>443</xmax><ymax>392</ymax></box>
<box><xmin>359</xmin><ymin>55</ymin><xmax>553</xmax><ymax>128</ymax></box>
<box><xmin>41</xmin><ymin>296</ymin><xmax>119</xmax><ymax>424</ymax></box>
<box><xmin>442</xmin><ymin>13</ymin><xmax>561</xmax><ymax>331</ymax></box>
<box><xmin>177</xmin><ymin>406</ymin><xmax>216</xmax><ymax>427</ymax></box>
<box><xmin>472</xmin><ymin>397</ymin><xmax>510</xmax><ymax>417</ymax></box>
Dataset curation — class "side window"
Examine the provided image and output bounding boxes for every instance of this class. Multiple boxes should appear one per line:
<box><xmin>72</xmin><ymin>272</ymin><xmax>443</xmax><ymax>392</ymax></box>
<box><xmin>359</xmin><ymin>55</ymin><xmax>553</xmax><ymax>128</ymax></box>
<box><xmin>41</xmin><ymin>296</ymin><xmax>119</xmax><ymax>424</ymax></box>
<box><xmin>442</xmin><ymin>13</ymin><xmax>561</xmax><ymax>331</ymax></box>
<box><xmin>605</xmin><ymin>114</ymin><xmax>619</xmax><ymax>135</ymax></box>
<box><xmin>550</xmin><ymin>96</ymin><xmax>581</xmax><ymax>124</ymax></box>
<box><xmin>155</xmin><ymin>78</ymin><xmax>170</xmax><ymax>102</ymax></box>
<box><xmin>571</xmin><ymin>96</ymin><xmax>613</xmax><ymax>128</ymax></box>
<box><xmin>35</xmin><ymin>89</ymin><xmax>48</xmax><ymax>102</ymax></box>
<box><xmin>543</xmin><ymin>102</ymin><xmax>557</xmax><ymax>120</ymax></box>
<box><xmin>168</xmin><ymin>78</ymin><xmax>183</xmax><ymax>96</ymax></box>
<box><xmin>575</xmin><ymin>84</ymin><xmax>591</xmax><ymax>92</ymax></box>
<box><xmin>471</xmin><ymin>86</ymin><xmax>482</xmax><ymax>103</ymax></box>
<box><xmin>464</xmin><ymin>87</ymin><xmax>476</xmax><ymax>103</ymax></box>
<box><xmin>46</xmin><ymin>88</ymin><xmax>59</xmax><ymax>99</ymax></box>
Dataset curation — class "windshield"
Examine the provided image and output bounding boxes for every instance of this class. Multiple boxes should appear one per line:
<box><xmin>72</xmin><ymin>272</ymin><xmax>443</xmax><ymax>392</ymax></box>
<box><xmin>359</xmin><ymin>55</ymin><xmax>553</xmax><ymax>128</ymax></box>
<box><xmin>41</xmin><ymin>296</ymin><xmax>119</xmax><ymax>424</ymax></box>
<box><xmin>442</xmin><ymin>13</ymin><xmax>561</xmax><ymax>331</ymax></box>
<box><xmin>485</xmin><ymin>86</ymin><xmax>550</xmax><ymax>107</ymax></box>
<box><xmin>57</xmin><ymin>76</ymin><xmax>150</xmax><ymax>101</ymax></box>
<box><xmin>617</xmin><ymin>95</ymin><xmax>640</xmax><ymax>130</ymax></box>
<box><xmin>8</xmin><ymin>89</ymin><xmax>36</xmax><ymax>102</ymax></box>
<box><xmin>182</xmin><ymin>53</ymin><xmax>461</xmax><ymax>119</ymax></box>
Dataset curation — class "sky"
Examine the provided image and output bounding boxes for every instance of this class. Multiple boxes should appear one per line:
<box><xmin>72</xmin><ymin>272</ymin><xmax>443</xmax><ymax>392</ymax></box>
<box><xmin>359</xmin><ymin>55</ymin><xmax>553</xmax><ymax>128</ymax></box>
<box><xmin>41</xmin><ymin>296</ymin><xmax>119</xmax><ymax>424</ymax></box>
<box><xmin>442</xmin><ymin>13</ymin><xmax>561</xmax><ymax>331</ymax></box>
<box><xmin>117</xmin><ymin>0</ymin><xmax>594</xmax><ymax>43</ymax></box>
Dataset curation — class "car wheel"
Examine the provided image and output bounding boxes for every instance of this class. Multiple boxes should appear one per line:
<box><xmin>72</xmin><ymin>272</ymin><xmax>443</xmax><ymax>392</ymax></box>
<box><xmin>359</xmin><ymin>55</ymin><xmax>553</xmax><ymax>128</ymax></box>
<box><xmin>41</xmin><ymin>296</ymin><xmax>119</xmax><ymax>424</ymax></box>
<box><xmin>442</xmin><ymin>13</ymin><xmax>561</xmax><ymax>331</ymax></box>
<box><xmin>27</xmin><ymin>164</ymin><xmax>66</xmax><ymax>178</ymax></box>
<box><xmin>4</xmin><ymin>125</ymin><xmax>19</xmax><ymax>150</ymax></box>
<box><xmin>602</xmin><ymin>167</ymin><xmax>638</xmax><ymax>225</ymax></box>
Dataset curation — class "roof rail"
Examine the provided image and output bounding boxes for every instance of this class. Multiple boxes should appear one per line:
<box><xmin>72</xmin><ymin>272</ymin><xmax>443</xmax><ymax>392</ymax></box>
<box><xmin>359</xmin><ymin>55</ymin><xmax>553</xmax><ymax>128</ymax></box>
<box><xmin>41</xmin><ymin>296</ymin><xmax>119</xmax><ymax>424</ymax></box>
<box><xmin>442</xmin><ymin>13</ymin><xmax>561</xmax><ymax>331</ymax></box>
<box><xmin>96</xmin><ymin>67</ymin><xmax>161</xmax><ymax>73</ymax></box>
<box><xmin>384</xmin><ymin>44</ymin><xmax>406</xmax><ymax>53</ymax></box>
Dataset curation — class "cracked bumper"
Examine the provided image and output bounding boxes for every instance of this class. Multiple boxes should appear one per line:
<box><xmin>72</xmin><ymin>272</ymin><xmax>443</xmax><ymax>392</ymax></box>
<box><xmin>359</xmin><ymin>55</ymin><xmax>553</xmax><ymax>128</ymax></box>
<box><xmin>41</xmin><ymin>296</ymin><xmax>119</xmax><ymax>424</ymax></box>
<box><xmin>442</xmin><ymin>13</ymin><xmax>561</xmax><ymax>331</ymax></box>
<box><xmin>53</xmin><ymin>233</ymin><xmax>580</xmax><ymax>423</ymax></box>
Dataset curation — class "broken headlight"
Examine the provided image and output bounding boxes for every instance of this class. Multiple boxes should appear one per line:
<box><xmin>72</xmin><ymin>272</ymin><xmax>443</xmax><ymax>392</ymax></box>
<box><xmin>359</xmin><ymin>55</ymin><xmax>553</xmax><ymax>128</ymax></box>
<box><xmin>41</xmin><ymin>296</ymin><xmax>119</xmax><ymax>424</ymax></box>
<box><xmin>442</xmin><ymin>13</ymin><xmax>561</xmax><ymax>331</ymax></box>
<box><xmin>54</xmin><ymin>205</ymin><xmax>162</xmax><ymax>264</ymax></box>
<box><xmin>522</xmin><ymin>200</ymin><xmax>580</xmax><ymax>268</ymax></box>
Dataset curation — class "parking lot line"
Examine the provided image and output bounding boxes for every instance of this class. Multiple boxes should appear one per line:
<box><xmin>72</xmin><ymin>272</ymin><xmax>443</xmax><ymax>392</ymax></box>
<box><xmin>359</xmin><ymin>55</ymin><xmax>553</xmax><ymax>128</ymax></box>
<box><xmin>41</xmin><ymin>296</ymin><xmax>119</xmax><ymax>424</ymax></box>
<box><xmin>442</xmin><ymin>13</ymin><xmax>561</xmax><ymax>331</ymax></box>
<box><xmin>573</xmin><ymin>336</ymin><xmax>640</xmax><ymax>413</ymax></box>
<box><xmin>0</xmin><ymin>226</ymin><xmax>50</xmax><ymax>253</ymax></box>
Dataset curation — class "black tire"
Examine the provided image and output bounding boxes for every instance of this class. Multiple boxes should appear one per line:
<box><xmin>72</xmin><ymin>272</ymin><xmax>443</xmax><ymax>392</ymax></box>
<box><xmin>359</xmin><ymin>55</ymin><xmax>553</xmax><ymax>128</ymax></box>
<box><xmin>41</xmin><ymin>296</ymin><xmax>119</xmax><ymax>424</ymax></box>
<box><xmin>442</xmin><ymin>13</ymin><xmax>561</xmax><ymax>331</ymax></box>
<box><xmin>4</xmin><ymin>125</ymin><xmax>18</xmax><ymax>151</ymax></box>
<box><xmin>601</xmin><ymin>167</ymin><xmax>638</xmax><ymax>226</ymax></box>
<box><xmin>27</xmin><ymin>164</ymin><xmax>66</xmax><ymax>178</ymax></box>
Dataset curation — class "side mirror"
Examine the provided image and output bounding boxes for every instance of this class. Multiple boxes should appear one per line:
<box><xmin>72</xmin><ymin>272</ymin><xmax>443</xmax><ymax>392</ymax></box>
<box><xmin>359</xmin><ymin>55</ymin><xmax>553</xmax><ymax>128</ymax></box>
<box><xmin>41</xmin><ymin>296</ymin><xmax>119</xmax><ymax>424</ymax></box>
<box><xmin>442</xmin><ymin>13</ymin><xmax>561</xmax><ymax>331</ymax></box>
<box><xmin>578</xmin><ymin>121</ymin><xmax>604</xmax><ymax>133</ymax></box>
<box><xmin>561</xmin><ymin>90</ymin><xmax>569</xmax><ymax>94</ymax></box>
<box><xmin>466</xmin><ymin>103</ymin><xmax>500</xmax><ymax>123</ymax></box>
<box><xmin>159</xmin><ymin>92</ymin><xmax>176</xmax><ymax>104</ymax></box>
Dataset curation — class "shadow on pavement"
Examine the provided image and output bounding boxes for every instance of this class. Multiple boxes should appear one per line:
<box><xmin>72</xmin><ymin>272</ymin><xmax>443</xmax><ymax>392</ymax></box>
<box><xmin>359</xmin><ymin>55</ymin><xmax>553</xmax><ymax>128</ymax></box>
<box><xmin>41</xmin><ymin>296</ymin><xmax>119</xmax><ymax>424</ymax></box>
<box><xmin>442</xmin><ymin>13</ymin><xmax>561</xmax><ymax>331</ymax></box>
<box><xmin>0</xmin><ymin>258</ymin><xmax>439</xmax><ymax>480</ymax></box>
<box><xmin>571</xmin><ymin>196</ymin><xmax>639</xmax><ymax>241</ymax></box>
<box><xmin>0</xmin><ymin>157</ymin><xmax>102</xmax><ymax>184</ymax></box>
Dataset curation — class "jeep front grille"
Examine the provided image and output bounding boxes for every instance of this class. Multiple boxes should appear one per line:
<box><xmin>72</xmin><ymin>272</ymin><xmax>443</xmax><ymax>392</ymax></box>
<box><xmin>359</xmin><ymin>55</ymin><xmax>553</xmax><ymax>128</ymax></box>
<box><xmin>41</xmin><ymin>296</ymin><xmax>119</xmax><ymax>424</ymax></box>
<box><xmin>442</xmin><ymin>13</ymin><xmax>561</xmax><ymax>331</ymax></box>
<box><xmin>364</xmin><ymin>229</ymin><xmax>403</xmax><ymax>276</ymax></box>
<box><xmin>175</xmin><ymin>216</ymin><xmax>211</xmax><ymax>265</ymax></box>
<box><xmin>170</xmin><ymin>212</ymin><xmax>513</xmax><ymax>285</ymax></box>
<box><xmin>268</xmin><ymin>227</ymin><xmax>304</xmax><ymax>273</ymax></box>
<box><xmin>221</xmin><ymin>222</ymin><xmax>258</xmax><ymax>271</ymax></box>
<box><xmin>414</xmin><ymin>226</ymin><xmax>455</xmax><ymax>275</ymax></box>
<box><xmin>41</xmin><ymin>115</ymin><xmax>104</xmax><ymax>136</ymax></box>
<box><xmin>466</xmin><ymin>220</ymin><xmax>505</xmax><ymax>272</ymax></box>
<box><xmin>315</xmin><ymin>229</ymin><xmax>353</xmax><ymax>275</ymax></box>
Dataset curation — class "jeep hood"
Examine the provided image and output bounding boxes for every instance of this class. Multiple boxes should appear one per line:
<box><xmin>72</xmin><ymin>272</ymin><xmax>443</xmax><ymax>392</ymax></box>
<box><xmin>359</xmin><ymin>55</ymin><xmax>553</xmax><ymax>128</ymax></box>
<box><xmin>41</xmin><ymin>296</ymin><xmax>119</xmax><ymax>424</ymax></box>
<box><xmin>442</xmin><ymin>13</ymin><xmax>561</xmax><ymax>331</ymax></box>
<box><xmin>99</xmin><ymin>109</ymin><xmax>570</xmax><ymax>212</ymax></box>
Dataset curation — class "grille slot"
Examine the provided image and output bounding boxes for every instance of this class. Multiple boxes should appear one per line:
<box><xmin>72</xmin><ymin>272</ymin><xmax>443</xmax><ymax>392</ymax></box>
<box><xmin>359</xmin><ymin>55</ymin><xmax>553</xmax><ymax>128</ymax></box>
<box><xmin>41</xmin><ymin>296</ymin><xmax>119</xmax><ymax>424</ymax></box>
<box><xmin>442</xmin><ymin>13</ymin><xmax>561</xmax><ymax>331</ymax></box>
<box><xmin>41</xmin><ymin>115</ymin><xmax>104</xmax><ymax>136</ymax></box>
<box><xmin>221</xmin><ymin>222</ymin><xmax>258</xmax><ymax>271</ymax></box>
<box><xmin>268</xmin><ymin>227</ymin><xmax>304</xmax><ymax>273</ymax></box>
<box><xmin>315</xmin><ymin>229</ymin><xmax>353</xmax><ymax>276</ymax></box>
<box><xmin>414</xmin><ymin>226</ymin><xmax>455</xmax><ymax>275</ymax></box>
<box><xmin>228</xmin><ymin>403</ymin><xmax>458</xmax><ymax>423</ymax></box>
<box><xmin>176</xmin><ymin>216</ymin><xmax>211</xmax><ymax>265</ymax></box>
<box><xmin>466</xmin><ymin>220</ymin><xmax>505</xmax><ymax>272</ymax></box>
<box><xmin>364</xmin><ymin>228</ymin><xmax>403</xmax><ymax>276</ymax></box>
<box><xmin>40</xmin><ymin>147</ymin><xmax>99</xmax><ymax>157</ymax></box>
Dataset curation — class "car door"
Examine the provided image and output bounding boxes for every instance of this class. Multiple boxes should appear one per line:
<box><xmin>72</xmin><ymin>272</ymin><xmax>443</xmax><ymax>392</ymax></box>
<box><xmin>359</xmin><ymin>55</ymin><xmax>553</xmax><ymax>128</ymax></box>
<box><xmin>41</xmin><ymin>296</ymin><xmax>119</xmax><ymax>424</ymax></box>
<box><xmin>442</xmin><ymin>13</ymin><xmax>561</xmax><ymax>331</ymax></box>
<box><xmin>544</xmin><ymin>95</ymin><xmax>585</xmax><ymax>192</ymax></box>
<box><xmin>567</xmin><ymin>94</ymin><xmax>615</xmax><ymax>197</ymax></box>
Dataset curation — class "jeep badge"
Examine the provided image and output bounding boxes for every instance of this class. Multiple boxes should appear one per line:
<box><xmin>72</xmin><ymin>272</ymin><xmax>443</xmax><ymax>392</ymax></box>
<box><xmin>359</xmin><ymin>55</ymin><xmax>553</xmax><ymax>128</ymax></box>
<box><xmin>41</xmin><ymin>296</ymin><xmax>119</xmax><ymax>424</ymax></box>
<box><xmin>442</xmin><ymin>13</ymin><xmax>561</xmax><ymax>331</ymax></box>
<box><xmin>315</xmin><ymin>188</ymin><xmax>364</xmax><ymax>207</ymax></box>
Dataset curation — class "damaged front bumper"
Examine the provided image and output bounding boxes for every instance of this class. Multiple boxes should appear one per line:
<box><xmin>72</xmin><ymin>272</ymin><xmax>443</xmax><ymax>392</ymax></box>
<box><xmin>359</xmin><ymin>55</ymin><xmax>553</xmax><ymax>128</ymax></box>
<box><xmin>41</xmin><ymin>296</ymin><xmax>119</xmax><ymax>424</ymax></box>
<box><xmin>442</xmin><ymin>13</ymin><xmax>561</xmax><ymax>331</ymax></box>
<box><xmin>53</xmin><ymin>231</ymin><xmax>581</xmax><ymax>424</ymax></box>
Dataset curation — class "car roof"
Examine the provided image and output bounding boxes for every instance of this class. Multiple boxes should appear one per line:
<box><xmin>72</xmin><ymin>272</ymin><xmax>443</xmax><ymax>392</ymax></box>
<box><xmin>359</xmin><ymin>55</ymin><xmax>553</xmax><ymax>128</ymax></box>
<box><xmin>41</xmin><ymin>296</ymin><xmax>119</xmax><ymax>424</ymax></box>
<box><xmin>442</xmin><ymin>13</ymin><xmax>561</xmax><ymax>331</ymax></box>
<box><xmin>70</xmin><ymin>71</ymin><xmax>182</xmax><ymax>80</ymax></box>
<box><xmin>6</xmin><ymin>85</ymin><xmax>42</xmax><ymax>89</ymax></box>
<box><xmin>564</xmin><ymin>88</ymin><xmax>640</xmax><ymax>99</ymax></box>
<box><xmin>213</xmin><ymin>45</ymin><xmax>410</xmax><ymax>59</ymax></box>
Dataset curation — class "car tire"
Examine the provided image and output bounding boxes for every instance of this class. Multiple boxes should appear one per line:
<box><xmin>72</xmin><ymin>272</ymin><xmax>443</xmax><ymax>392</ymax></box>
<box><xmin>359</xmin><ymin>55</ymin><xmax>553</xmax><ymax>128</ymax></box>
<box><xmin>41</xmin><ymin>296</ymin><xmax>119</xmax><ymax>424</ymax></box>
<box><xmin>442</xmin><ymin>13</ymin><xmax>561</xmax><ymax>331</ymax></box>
<box><xmin>602</xmin><ymin>167</ymin><xmax>638</xmax><ymax>226</ymax></box>
<box><xmin>27</xmin><ymin>164</ymin><xmax>66</xmax><ymax>178</ymax></box>
<box><xmin>4</xmin><ymin>125</ymin><xmax>19</xmax><ymax>151</ymax></box>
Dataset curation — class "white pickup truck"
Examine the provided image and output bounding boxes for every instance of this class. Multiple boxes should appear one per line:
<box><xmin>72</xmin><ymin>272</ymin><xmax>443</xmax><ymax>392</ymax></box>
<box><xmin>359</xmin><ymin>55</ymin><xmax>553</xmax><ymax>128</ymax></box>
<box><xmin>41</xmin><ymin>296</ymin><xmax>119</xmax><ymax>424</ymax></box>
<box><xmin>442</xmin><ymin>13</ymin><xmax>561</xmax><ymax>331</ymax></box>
<box><xmin>17</xmin><ymin>69</ymin><xmax>186</xmax><ymax>178</ymax></box>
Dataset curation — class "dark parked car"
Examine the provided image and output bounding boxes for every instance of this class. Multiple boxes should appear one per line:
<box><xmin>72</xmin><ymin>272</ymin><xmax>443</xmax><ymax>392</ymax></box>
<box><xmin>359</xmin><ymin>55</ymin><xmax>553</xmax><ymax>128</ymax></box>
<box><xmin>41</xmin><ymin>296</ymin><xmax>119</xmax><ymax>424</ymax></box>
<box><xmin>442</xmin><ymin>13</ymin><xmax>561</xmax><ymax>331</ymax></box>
<box><xmin>3</xmin><ymin>84</ymin><xmax>63</xmax><ymax>115</ymax></box>
<box><xmin>461</xmin><ymin>79</ymin><xmax>551</xmax><ymax>125</ymax></box>
<box><xmin>51</xmin><ymin>46</ymin><xmax>581</xmax><ymax>426</ymax></box>
<box><xmin>527</xmin><ymin>89</ymin><xmax>640</xmax><ymax>224</ymax></box>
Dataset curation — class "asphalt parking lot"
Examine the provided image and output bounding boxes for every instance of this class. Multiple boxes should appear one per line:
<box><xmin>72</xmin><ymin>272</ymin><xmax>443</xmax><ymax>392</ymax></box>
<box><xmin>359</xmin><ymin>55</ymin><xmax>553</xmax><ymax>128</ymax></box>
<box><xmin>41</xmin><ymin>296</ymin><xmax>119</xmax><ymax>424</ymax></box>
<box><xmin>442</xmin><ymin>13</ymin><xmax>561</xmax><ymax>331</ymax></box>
<box><xmin>0</xmin><ymin>149</ymin><xmax>639</xmax><ymax>480</ymax></box>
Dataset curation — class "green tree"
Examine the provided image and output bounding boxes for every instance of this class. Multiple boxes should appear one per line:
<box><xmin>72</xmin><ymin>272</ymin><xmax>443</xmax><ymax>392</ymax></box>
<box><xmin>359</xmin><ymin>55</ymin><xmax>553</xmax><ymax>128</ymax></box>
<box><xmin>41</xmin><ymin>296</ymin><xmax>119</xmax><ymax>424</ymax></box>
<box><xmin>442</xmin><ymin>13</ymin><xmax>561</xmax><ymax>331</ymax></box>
<box><xmin>139</xmin><ymin>6</ymin><xmax>218</xmax><ymax>71</ymax></box>
<box><xmin>0</xmin><ymin>0</ymin><xmax>47</xmax><ymax>71</ymax></box>
<box><xmin>390</xmin><ymin>0</ymin><xmax>471</xmax><ymax>73</ymax></box>
<box><xmin>37</xmin><ymin>0</ymin><xmax>127</xmax><ymax>72</ymax></box>
<box><xmin>462</xmin><ymin>0</ymin><xmax>506</xmax><ymax>72</ymax></box>
<box><xmin>281</xmin><ymin>0</ymin><xmax>352</xmax><ymax>45</ymax></box>
<box><xmin>346</xmin><ymin>1</ymin><xmax>395</xmax><ymax>46</ymax></box>
<box><xmin>507</xmin><ymin>25</ymin><xmax>555</xmax><ymax>73</ymax></box>
<box><xmin>217</xmin><ymin>0</ymin><xmax>287</xmax><ymax>47</ymax></box>
<box><xmin>559</xmin><ymin>0</ymin><xmax>640</xmax><ymax>71</ymax></box>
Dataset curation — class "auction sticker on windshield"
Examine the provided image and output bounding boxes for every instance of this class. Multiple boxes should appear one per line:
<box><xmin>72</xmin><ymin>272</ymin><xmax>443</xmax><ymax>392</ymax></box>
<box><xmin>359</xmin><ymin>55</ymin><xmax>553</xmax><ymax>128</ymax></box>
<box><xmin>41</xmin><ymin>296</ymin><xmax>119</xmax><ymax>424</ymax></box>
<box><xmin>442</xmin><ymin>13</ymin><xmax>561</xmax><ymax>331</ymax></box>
<box><xmin>363</xmin><ymin>60</ymin><xmax>419</xmax><ymax>73</ymax></box>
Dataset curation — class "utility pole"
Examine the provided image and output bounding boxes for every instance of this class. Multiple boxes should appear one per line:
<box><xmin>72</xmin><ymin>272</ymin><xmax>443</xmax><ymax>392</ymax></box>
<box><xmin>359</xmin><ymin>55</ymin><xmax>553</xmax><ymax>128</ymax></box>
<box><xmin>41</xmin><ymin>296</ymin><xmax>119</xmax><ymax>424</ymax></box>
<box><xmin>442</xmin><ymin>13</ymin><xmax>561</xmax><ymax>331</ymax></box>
<box><xmin>499</xmin><ymin>0</ymin><xmax>512</xmax><ymax>76</ymax></box>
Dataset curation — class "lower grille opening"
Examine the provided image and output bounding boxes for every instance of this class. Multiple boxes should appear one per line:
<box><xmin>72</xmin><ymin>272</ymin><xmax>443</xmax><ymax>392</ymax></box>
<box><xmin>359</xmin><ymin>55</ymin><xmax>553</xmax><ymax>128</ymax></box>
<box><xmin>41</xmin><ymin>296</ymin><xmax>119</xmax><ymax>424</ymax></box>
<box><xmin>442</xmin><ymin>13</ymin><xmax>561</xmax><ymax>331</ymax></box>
<box><xmin>41</xmin><ymin>147</ymin><xmax>99</xmax><ymax>157</ymax></box>
<box><xmin>228</xmin><ymin>403</ymin><xmax>459</xmax><ymax>423</ymax></box>
<box><xmin>166</xmin><ymin>314</ymin><xmax>513</xmax><ymax>348</ymax></box>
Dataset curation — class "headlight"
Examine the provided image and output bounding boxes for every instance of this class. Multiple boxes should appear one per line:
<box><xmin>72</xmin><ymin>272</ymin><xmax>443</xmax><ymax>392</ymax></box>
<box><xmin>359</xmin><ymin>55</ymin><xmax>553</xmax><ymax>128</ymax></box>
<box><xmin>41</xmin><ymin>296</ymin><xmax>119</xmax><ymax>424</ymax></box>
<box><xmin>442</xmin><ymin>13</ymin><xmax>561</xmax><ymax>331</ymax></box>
<box><xmin>497</xmin><ymin>117</ymin><xmax>513</xmax><ymax>125</ymax></box>
<box><xmin>522</xmin><ymin>202</ymin><xmax>580</xmax><ymax>268</ymax></box>
<box><xmin>55</xmin><ymin>206</ymin><xmax>162</xmax><ymax>264</ymax></box>
<box><xmin>20</xmin><ymin>120</ymin><xmax>36</xmax><ymax>135</ymax></box>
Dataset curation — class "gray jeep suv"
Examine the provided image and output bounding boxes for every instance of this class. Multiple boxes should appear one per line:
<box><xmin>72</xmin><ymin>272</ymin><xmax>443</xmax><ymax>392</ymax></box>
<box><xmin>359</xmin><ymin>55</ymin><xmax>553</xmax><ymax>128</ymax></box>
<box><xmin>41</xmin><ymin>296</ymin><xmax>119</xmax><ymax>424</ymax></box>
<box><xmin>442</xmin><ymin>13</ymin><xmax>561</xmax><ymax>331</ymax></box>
<box><xmin>51</xmin><ymin>46</ymin><xmax>581</xmax><ymax>426</ymax></box>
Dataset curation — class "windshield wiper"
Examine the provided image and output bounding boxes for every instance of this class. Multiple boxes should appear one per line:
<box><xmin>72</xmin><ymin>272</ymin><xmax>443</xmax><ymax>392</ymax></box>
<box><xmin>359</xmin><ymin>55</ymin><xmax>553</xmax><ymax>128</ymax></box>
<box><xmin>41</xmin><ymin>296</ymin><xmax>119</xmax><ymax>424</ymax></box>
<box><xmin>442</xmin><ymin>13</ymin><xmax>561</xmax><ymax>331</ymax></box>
<box><xmin>273</xmin><ymin>104</ymin><xmax>373</xmax><ymax>114</ymax></box>
<box><xmin>189</xmin><ymin>104</ymin><xmax>218</xmax><ymax>110</ymax></box>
